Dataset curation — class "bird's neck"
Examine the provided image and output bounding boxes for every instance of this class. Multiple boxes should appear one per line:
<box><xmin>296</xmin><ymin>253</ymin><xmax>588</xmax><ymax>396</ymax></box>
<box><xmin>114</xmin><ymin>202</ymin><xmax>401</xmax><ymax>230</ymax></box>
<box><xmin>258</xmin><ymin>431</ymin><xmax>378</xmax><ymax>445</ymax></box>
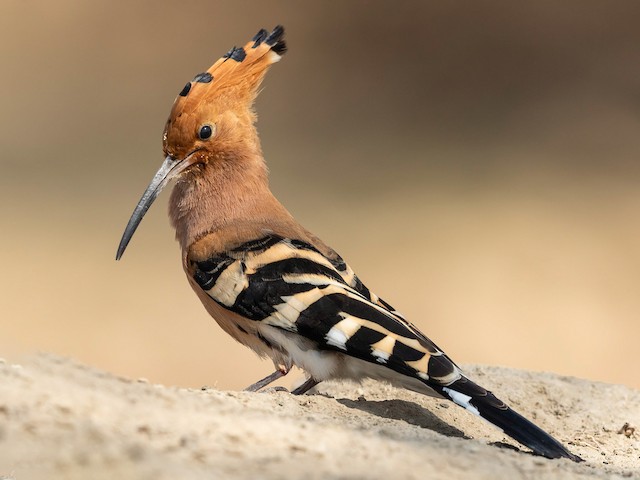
<box><xmin>169</xmin><ymin>152</ymin><xmax>292</xmax><ymax>252</ymax></box>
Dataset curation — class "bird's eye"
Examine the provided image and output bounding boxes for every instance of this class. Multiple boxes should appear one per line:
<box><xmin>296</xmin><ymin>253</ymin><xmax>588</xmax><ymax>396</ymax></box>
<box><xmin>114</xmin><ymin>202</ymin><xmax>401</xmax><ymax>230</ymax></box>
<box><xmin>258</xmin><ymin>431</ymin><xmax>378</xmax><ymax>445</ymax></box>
<box><xmin>198</xmin><ymin>124</ymin><xmax>214</xmax><ymax>140</ymax></box>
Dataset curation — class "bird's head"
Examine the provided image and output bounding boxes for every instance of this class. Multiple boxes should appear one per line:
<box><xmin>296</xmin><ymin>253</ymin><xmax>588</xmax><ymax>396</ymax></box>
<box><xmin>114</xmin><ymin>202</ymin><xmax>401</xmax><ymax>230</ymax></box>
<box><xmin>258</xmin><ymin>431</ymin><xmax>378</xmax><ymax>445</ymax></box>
<box><xmin>116</xmin><ymin>26</ymin><xmax>286</xmax><ymax>260</ymax></box>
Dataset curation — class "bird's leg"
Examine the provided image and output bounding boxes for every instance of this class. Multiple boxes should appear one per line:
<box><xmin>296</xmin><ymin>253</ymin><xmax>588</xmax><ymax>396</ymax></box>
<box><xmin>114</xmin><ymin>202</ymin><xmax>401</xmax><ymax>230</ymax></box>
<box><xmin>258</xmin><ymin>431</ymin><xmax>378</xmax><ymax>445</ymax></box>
<box><xmin>291</xmin><ymin>377</ymin><xmax>320</xmax><ymax>395</ymax></box>
<box><xmin>244</xmin><ymin>365</ymin><xmax>289</xmax><ymax>392</ymax></box>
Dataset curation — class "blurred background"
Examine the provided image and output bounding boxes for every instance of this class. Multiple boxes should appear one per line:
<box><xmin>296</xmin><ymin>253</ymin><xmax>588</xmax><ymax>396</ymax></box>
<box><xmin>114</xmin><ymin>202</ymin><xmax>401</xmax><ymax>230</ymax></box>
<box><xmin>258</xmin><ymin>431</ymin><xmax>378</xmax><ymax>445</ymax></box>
<box><xmin>1</xmin><ymin>1</ymin><xmax>638</xmax><ymax>390</ymax></box>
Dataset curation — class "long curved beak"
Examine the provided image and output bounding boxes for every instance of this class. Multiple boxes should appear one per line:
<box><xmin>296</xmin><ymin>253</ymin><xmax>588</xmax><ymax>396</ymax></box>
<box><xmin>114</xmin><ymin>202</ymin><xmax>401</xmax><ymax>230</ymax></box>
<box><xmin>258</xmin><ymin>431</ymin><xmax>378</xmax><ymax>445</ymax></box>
<box><xmin>116</xmin><ymin>155</ymin><xmax>188</xmax><ymax>260</ymax></box>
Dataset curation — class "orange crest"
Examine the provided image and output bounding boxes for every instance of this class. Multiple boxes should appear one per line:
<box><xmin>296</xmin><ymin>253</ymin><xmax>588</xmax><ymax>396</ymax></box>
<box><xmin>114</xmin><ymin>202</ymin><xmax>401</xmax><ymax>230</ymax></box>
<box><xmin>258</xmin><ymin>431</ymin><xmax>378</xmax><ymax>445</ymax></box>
<box><xmin>162</xmin><ymin>26</ymin><xmax>286</xmax><ymax>159</ymax></box>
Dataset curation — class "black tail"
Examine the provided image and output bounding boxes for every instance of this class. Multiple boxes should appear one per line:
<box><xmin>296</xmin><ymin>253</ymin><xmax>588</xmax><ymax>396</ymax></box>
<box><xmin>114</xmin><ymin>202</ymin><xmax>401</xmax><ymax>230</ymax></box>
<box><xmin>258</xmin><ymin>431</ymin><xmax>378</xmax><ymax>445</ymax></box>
<box><xmin>432</xmin><ymin>376</ymin><xmax>583</xmax><ymax>462</ymax></box>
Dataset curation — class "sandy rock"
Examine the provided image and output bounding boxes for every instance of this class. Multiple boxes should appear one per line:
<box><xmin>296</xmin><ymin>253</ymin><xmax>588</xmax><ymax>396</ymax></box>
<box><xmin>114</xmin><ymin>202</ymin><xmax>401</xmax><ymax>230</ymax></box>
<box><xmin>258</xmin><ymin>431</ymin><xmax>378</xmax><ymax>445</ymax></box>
<box><xmin>0</xmin><ymin>354</ymin><xmax>638</xmax><ymax>479</ymax></box>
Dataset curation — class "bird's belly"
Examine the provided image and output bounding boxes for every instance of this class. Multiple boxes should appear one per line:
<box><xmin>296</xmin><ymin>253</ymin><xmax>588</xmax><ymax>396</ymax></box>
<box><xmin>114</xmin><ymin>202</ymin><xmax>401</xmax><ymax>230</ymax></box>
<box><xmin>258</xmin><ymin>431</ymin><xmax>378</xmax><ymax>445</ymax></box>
<box><xmin>257</xmin><ymin>325</ymin><xmax>341</xmax><ymax>380</ymax></box>
<box><xmin>258</xmin><ymin>325</ymin><xmax>441</xmax><ymax>398</ymax></box>
<box><xmin>334</xmin><ymin>354</ymin><xmax>442</xmax><ymax>398</ymax></box>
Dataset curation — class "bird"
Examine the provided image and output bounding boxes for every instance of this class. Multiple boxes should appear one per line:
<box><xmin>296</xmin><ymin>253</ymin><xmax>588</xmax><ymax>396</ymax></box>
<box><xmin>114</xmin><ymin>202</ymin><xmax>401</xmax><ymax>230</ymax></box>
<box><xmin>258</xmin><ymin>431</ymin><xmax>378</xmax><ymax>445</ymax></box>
<box><xmin>116</xmin><ymin>25</ymin><xmax>582</xmax><ymax>462</ymax></box>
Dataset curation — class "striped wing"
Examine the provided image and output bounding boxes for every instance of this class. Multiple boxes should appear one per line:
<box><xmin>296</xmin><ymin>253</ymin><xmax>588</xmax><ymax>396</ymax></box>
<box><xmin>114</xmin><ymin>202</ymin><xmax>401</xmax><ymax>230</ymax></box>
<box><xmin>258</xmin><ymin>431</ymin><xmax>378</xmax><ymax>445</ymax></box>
<box><xmin>190</xmin><ymin>234</ymin><xmax>582</xmax><ymax>461</ymax></box>
<box><xmin>191</xmin><ymin>234</ymin><xmax>461</xmax><ymax>386</ymax></box>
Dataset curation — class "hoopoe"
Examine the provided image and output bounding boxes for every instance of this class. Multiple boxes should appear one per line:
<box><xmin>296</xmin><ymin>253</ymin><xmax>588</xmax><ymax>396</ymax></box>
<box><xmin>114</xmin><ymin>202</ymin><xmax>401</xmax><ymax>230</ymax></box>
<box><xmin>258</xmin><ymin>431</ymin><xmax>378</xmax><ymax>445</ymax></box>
<box><xmin>116</xmin><ymin>26</ymin><xmax>582</xmax><ymax>462</ymax></box>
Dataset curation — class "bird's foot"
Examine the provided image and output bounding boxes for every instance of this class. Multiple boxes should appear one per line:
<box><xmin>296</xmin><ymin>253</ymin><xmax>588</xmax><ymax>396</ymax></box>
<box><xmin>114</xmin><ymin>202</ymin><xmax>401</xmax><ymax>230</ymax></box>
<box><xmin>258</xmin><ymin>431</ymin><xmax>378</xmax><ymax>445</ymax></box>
<box><xmin>243</xmin><ymin>366</ymin><xmax>289</xmax><ymax>392</ymax></box>
<box><xmin>291</xmin><ymin>377</ymin><xmax>319</xmax><ymax>395</ymax></box>
<box><xmin>258</xmin><ymin>386</ymin><xmax>290</xmax><ymax>393</ymax></box>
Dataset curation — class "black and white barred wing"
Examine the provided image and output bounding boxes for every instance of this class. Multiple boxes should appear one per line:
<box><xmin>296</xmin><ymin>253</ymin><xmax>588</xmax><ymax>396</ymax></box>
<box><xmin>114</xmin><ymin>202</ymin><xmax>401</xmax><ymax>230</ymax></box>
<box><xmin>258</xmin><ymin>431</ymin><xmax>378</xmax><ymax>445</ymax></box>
<box><xmin>191</xmin><ymin>234</ymin><xmax>582</xmax><ymax>461</ymax></box>
<box><xmin>191</xmin><ymin>234</ymin><xmax>461</xmax><ymax>386</ymax></box>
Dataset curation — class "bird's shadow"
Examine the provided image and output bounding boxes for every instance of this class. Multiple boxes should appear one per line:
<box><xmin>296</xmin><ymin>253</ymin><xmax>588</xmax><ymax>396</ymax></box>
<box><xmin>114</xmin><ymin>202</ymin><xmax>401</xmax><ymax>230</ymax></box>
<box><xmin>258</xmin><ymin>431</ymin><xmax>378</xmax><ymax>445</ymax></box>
<box><xmin>334</xmin><ymin>396</ymin><xmax>467</xmax><ymax>439</ymax></box>
<box><xmin>332</xmin><ymin>396</ymin><xmax>529</xmax><ymax>456</ymax></box>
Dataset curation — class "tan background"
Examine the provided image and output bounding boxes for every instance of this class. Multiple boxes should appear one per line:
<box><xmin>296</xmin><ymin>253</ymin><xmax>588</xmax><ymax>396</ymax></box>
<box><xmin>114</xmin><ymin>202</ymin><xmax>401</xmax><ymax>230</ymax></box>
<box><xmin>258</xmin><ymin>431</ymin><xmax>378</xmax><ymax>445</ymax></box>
<box><xmin>1</xmin><ymin>1</ymin><xmax>638</xmax><ymax>390</ymax></box>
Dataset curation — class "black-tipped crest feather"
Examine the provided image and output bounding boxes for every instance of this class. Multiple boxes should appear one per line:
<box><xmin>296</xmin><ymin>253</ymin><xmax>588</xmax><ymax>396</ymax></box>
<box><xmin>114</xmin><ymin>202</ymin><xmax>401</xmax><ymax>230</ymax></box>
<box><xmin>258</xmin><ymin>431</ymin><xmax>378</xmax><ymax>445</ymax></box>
<box><xmin>252</xmin><ymin>28</ymin><xmax>269</xmax><ymax>47</ymax></box>
<box><xmin>266</xmin><ymin>25</ymin><xmax>287</xmax><ymax>55</ymax></box>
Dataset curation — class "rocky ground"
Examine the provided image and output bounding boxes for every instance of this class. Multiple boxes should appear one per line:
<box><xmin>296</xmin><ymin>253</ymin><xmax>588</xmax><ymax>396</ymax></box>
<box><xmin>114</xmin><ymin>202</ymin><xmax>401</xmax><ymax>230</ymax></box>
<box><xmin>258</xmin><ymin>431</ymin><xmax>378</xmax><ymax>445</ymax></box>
<box><xmin>0</xmin><ymin>354</ymin><xmax>638</xmax><ymax>479</ymax></box>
